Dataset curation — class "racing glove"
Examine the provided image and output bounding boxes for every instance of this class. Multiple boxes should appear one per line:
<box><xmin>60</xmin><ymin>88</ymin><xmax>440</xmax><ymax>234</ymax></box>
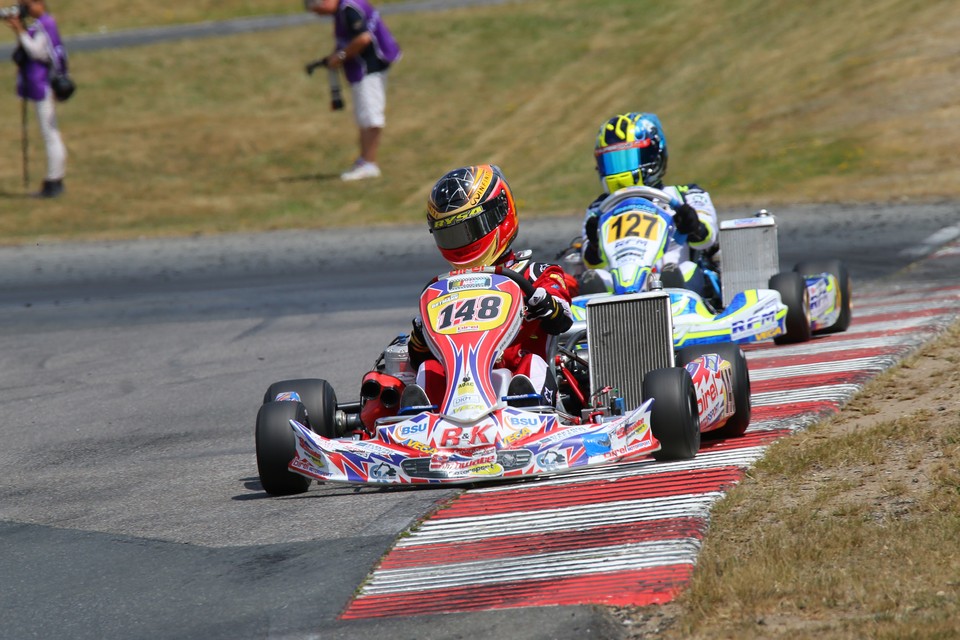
<box><xmin>407</xmin><ymin>317</ymin><xmax>433</xmax><ymax>370</ymax></box>
<box><xmin>526</xmin><ymin>287</ymin><xmax>556</xmax><ymax>319</ymax></box>
<box><xmin>673</xmin><ymin>203</ymin><xmax>708</xmax><ymax>243</ymax></box>
<box><xmin>585</xmin><ymin>215</ymin><xmax>599</xmax><ymax>246</ymax></box>
<box><xmin>582</xmin><ymin>214</ymin><xmax>602</xmax><ymax>266</ymax></box>
<box><xmin>525</xmin><ymin>287</ymin><xmax>573</xmax><ymax>334</ymax></box>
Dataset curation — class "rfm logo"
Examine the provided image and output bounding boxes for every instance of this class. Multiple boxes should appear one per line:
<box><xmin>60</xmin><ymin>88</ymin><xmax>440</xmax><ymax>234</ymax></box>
<box><xmin>731</xmin><ymin>309</ymin><xmax>776</xmax><ymax>334</ymax></box>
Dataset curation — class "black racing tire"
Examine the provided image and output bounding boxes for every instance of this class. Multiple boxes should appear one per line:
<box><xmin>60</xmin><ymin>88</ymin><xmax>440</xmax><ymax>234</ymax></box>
<box><xmin>676</xmin><ymin>341</ymin><xmax>752</xmax><ymax>439</ymax></box>
<box><xmin>263</xmin><ymin>378</ymin><xmax>340</xmax><ymax>438</ymax></box>
<box><xmin>769</xmin><ymin>271</ymin><xmax>812</xmax><ymax>345</ymax></box>
<box><xmin>643</xmin><ymin>367</ymin><xmax>701</xmax><ymax>461</ymax></box>
<box><xmin>794</xmin><ymin>259</ymin><xmax>852</xmax><ymax>334</ymax></box>
<box><xmin>256</xmin><ymin>400</ymin><xmax>311</xmax><ymax>496</ymax></box>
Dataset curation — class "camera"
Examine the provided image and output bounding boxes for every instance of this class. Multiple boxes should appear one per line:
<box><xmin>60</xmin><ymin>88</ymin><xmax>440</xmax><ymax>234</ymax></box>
<box><xmin>304</xmin><ymin>58</ymin><xmax>345</xmax><ymax>111</ymax></box>
<box><xmin>0</xmin><ymin>4</ymin><xmax>25</xmax><ymax>20</ymax></box>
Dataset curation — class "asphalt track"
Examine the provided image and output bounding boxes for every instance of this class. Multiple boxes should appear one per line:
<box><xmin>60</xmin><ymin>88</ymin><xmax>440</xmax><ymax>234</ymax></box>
<box><xmin>1</xmin><ymin>203</ymin><xmax>958</xmax><ymax>639</ymax></box>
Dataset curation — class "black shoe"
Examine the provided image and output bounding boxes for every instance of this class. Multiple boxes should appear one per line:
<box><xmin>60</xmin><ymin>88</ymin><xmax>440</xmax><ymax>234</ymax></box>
<box><xmin>399</xmin><ymin>384</ymin><xmax>432</xmax><ymax>414</ymax></box>
<box><xmin>507</xmin><ymin>375</ymin><xmax>536</xmax><ymax>397</ymax></box>
<box><xmin>36</xmin><ymin>179</ymin><xmax>65</xmax><ymax>199</ymax></box>
<box><xmin>578</xmin><ymin>269</ymin><xmax>609</xmax><ymax>295</ymax></box>
<box><xmin>505</xmin><ymin>375</ymin><xmax>542</xmax><ymax>408</ymax></box>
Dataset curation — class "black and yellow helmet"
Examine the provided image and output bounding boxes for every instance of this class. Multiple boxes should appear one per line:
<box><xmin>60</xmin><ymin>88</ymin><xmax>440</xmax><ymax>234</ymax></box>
<box><xmin>594</xmin><ymin>112</ymin><xmax>669</xmax><ymax>192</ymax></box>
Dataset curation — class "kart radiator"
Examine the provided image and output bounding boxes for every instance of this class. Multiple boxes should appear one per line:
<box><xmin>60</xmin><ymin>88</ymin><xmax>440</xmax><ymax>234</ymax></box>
<box><xmin>720</xmin><ymin>216</ymin><xmax>780</xmax><ymax>307</ymax></box>
<box><xmin>586</xmin><ymin>292</ymin><xmax>675</xmax><ymax>410</ymax></box>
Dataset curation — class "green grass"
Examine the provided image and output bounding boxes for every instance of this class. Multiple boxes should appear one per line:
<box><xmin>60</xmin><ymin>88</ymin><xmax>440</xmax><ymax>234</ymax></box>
<box><xmin>0</xmin><ymin>0</ymin><xmax>958</xmax><ymax>244</ymax></box>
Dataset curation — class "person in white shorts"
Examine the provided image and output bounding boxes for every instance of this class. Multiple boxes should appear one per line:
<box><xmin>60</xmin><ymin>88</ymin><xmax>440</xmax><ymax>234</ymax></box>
<box><xmin>306</xmin><ymin>0</ymin><xmax>401</xmax><ymax>181</ymax></box>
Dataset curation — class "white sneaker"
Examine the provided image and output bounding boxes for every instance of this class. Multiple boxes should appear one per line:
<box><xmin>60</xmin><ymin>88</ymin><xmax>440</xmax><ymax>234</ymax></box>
<box><xmin>340</xmin><ymin>161</ymin><xmax>381</xmax><ymax>181</ymax></box>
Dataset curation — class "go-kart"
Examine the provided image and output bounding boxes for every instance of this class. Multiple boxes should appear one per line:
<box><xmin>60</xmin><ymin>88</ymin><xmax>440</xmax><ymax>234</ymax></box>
<box><xmin>559</xmin><ymin>186</ymin><xmax>851</xmax><ymax>347</ymax></box>
<box><xmin>254</xmin><ymin>267</ymin><xmax>751</xmax><ymax>493</ymax></box>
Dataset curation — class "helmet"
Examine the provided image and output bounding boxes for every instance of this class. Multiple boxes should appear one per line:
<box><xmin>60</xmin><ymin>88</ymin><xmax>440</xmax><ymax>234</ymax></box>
<box><xmin>594</xmin><ymin>112</ymin><xmax>668</xmax><ymax>192</ymax></box>
<box><xmin>426</xmin><ymin>164</ymin><xmax>519</xmax><ymax>269</ymax></box>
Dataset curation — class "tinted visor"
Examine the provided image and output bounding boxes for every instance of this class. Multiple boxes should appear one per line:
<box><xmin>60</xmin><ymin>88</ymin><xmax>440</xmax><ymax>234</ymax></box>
<box><xmin>430</xmin><ymin>193</ymin><xmax>509</xmax><ymax>250</ymax></box>
<box><xmin>595</xmin><ymin>139</ymin><xmax>654</xmax><ymax>178</ymax></box>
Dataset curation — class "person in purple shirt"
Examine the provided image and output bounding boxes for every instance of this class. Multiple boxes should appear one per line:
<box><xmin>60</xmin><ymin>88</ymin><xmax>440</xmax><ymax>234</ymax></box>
<box><xmin>5</xmin><ymin>0</ymin><xmax>68</xmax><ymax>198</ymax></box>
<box><xmin>306</xmin><ymin>0</ymin><xmax>401</xmax><ymax>181</ymax></box>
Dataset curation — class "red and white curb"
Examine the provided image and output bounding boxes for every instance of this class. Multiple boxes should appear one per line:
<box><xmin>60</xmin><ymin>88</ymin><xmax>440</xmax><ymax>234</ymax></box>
<box><xmin>341</xmin><ymin>279</ymin><xmax>960</xmax><ymax>620</ymax></box>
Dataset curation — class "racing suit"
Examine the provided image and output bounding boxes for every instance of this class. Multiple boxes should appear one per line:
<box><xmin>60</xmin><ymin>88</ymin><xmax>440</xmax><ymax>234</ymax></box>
<box><xmin>580</xmin><ymin>184</ymin><xmax>719</xmax><ymax>296</ymax></box>
<box><xmin>408</xmin><ymin>253</ymin><xmax>574</xmax><ymax>405</ymax></box>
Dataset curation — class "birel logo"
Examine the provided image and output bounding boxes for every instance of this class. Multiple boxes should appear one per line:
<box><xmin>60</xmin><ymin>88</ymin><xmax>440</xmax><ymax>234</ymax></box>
<box><xmin>448</xmin><ymin>275</ymin><xmax>492</xmax><ymax>292</ymax></box>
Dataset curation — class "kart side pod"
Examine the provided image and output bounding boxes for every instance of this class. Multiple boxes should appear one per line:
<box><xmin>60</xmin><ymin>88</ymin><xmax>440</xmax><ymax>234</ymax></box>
<box><xmin>586</xmin><ymin>291</ymin><xmax>675</xmax><ymax>409</ymax></box>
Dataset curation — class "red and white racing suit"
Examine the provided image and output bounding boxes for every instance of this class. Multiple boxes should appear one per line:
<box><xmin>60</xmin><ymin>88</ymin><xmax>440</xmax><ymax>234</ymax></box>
<box><xmin>408</xmin><ymin>254</ymin><xmax>574</xmax><ymax>405</ymax></box>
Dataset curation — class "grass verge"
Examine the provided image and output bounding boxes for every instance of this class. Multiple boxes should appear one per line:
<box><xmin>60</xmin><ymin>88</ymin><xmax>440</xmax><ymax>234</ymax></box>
<box><xmin>1</xmin><ymin>0</ymin><xmax>958</xmax><ymax>245</ymax></box>
<box><xmin>617</xmin><ymin>320</ymin><xmax>960</xmax><ymax>638</ymax></box>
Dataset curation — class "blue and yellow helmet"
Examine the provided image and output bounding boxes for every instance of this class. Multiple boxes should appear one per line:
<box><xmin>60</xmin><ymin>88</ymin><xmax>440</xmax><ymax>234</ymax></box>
<box><xmin>594</xmin><ymin>112</ymin><xmax>668</xmax><ymax>193</ymax></box>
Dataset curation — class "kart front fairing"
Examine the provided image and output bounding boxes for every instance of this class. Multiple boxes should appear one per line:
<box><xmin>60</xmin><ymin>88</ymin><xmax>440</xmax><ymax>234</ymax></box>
<box><xmin>596</xmin><ymin>195</ymin><xmax>676</xmax><ymax>295</ymax></box>
<box><xmin>288</xmin><ymin>401</ymin><xmax>656</xmax><ymax>484</ymax></box>
<box><xmin>286</xmin><ymin>269</ymin><xmax>662</xmax><ymax>485</ymax></box>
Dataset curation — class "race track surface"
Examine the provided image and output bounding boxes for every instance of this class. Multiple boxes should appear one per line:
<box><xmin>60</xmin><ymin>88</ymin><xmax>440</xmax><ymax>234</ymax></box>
<box><xmin>0</xmin><ymin>203</ymin><xmax>957</xmax><ymax>639</ymax></box>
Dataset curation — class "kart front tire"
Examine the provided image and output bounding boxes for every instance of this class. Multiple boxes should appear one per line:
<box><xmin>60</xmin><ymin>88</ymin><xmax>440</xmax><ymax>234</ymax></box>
<box><xmin>794</xmin><ymin>259</ymin><xmax>852</xmax><ymax>334</ymax></box>
<box><xmin>770</xmin><ymin>271</ymin><xmax>812</xmax><ymax>344</ymax></box>
<box><xmin>643</xmin><ymin>367</ymin><xmax>701</xmax><ymax>461</ymax></box>
<box><xmin>677</xmin><ymin>341</ymin><xmax>752</xmax><ymax>438</ymax></box>
<box><xmin>263</xmin><ymin>378</ymin><xmax>340</xmax><ymax>438</ymax></box>
<box><xmin>256</xmin><ymin>400</ymin><xmax>311</xmax><ymax>496</ymax></box>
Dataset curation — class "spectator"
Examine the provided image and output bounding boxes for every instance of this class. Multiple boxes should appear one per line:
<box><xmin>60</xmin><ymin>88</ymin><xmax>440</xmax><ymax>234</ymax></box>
<box><xmin>305</xmin><ymin>0</ymin><xmax>401</xmax><ymax>181</ymax></box>
<box><xmin>5</xmin><ymin>0</ymin><xmax>68</xmax><ymax>198</ymax></box>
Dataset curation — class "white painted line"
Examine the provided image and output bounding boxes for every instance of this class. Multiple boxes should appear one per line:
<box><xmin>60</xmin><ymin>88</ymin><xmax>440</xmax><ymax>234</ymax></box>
<box><xmin>844</xmin><ymin>315</ymin><xmax>951</xmax><ymax>335</ymax></box>
<box><xmin>899</xmin><ymin>226</ymin><xmax>960</xmax><ymax>259</ymax></box>
<box><xmin>362</xmin><ymin>538</ymin><xmax>702</xmax><ymax>594</ymax></box>
<box><xmin>399</xmin><ymin>492</ymin><xmax>724</xmax><ymax>546</ymax></box>
<box><xmin>745</xmin><ymin>335</ymin><xmax>926</xmax><ymax>360</ymax></box>
<box><xmin>854</xmin><ymin>299</ymin><xmax>960</xmax><ymax>318</ymax></box>
<box><xmin>751</xmin><ymin>384</ymin><xmax>862</xmax><ymax>406</ymax></box>
<box><xmin>749</xmin><ymin>355</ymin><xmax>897</xmax><ymax>380</ymax></box>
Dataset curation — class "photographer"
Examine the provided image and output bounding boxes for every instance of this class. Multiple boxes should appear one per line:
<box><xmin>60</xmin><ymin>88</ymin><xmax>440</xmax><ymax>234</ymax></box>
<box><xmin>5</xmin><ymin>0</ymin><xmax>67</xmax><ymax>198</ymax></box>
<box><xmin>305</xmin><ymin>0</ymin><xmax>401</xmax><ymax>182</ymax></box>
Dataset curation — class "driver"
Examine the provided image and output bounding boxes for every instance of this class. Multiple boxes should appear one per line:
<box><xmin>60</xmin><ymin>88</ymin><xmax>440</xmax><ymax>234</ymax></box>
<box><xmin>406</xmin><ymin>164</ymin><xmax>574</xmax><ymax>407</ymax></box>
<box><xmin>580</xmin><ymin>112</ymin><xmax>719</xmax><ymax>298</ymax></box>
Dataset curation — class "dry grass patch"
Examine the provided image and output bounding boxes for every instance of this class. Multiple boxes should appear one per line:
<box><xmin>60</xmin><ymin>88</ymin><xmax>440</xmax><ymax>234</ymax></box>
<box><xmin>616</xmin><ymin>322</ymin><xmax>960</xmax><ymax>638</ymax></box>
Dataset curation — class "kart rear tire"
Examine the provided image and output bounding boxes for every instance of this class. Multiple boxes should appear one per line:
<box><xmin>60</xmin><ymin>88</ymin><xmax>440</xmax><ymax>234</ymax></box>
<box><xmin>263</xmin><ymin>378</ymin><xmax>340</xmax><ymax>438</ymax></box>
<box><xmin>676</xmin><ymin>341</ymin><xmax>752</xmax><ymax>439</ymax></box>
<box><xmin>643</xmin><ymin>367</ymin><xmax>701</xmax><ymax>461</ymax></box>
<box><xmin>256</xmin><ymin>400</ymin><xmax>311</xmax><ymax>496</ymax></box>
<box><xmin>769</xmin><ymin>271</ymin><xmax>812</xmax><ymax>344</ymax></box>
<box><xmin>794</xmin><ymin>259</ymin><xmax>852</xmax><ymax>334</ymax></box>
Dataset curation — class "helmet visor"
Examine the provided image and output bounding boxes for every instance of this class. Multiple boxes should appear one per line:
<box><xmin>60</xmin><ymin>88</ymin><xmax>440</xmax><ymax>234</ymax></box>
<box><xmin>430</xmin><ymin>193</ymin><xmax>509</xmax><ymax>250</ymax></box>
<box><xmin>595</xmin><ymin>139</ymin><xmax>654</xmax><ymax>178</ymax></box>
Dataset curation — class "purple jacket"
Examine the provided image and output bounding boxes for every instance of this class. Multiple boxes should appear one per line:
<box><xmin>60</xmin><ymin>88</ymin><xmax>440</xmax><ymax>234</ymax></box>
<box><xmin>16</xmin><ymin>13</ymin><xmax>67</xmax><ymax>101</ymax></box>
<box><xmin>334</xmin><ymin>0</ymin><xmax>401</xmax><ymax>84</ymax></box>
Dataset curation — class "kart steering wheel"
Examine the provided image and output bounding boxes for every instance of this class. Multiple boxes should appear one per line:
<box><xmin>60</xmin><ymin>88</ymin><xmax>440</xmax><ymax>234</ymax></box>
<box><xmin>597</xmin><ymin>185</ymin><xmax>682</xmax><ymax>213</ymax></box>
<box><xmin>428</xmin><ymin>266</ymin><xmax>537</xmax><ymax>301</ymax></box>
